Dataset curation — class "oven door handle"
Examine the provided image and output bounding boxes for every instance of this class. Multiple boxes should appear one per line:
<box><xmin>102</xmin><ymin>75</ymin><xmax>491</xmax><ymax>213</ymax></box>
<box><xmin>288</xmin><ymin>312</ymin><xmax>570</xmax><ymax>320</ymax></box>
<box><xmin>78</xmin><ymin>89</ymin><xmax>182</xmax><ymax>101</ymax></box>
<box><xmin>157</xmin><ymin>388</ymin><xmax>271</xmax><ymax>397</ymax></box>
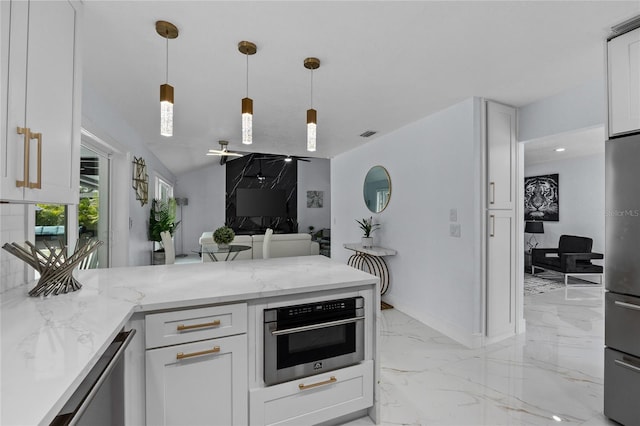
<box><xmin>271</xmin><ymin>316</ymin><xmax>364</xmax><ymax>336</ymax></box>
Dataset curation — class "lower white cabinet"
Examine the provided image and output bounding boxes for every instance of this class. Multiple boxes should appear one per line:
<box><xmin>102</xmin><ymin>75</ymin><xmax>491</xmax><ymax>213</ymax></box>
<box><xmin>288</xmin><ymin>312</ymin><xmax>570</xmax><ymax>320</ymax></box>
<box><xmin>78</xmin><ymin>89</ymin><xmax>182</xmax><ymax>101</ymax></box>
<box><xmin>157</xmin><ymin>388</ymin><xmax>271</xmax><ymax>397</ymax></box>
<box><xmin>249</xmin><ymin>360</ymin><xmax>373</xmax><ymax>426</ymax></box>
<box><xmin>486</xmin><ymin>210</ymin><xmax>516</xmax><ymax>339</ymax></box>
<box><xmin>146</xmin><ymin>334</ymin><xmax>248</xmax><ymax>425</ymax></box>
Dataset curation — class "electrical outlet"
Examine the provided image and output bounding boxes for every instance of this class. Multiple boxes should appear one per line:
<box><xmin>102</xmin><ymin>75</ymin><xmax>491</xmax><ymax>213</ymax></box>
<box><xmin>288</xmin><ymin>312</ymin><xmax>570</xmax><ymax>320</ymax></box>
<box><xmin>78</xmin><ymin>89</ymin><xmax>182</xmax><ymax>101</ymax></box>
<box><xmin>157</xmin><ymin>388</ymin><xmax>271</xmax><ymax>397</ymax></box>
<box><xmin>450</xmin><ymin>224</ymin><xmax>461</xmax><ymax>238</ymax></box>
<box><xmin>449</xmin><ymin>208</ymin><xmax>458</xmax><ymax>222</ymax></box>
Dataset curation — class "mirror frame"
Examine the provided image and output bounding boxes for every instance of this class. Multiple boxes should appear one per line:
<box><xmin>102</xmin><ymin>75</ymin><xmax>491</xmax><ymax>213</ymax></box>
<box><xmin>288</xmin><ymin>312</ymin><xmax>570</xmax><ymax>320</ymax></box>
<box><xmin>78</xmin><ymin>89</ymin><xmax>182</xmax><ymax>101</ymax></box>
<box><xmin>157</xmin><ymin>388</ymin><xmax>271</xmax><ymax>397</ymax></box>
<box><xmin>363</xmin><ymin>165</ymin><xmax>391</xmax><ymax>213</ymax></box>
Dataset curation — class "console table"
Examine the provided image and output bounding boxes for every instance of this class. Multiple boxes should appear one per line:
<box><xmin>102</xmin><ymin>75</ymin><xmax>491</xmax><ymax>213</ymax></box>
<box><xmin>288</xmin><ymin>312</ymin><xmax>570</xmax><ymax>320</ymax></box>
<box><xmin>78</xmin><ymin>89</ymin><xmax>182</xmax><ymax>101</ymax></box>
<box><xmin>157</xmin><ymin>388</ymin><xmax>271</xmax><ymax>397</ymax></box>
<box><xmin>344</xmin><ymin>243</ymin><xmax>397</xmax><ymax>308</ymax></box>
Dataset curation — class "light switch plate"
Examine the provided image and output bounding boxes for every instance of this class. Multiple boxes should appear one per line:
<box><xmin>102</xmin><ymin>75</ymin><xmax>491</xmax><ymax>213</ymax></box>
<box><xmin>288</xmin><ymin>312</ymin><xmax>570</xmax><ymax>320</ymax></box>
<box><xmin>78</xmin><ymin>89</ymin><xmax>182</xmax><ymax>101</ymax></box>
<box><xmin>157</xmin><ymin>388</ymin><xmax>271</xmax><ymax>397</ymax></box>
<box><xmin>450</xmin><ymin>208</ymin><xmax>458</xmax><ymax>222</ymax></box>
<box><xmin>450</xmin><ymin>224</ymin><xmax>461</xmax><ymax>238</ymax></box>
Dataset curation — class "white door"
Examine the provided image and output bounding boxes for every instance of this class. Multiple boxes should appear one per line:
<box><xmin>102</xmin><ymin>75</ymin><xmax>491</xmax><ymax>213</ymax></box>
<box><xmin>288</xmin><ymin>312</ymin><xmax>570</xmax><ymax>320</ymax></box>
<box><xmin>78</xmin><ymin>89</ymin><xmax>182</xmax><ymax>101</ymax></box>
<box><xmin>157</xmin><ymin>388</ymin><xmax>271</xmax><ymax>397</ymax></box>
<box><xmin>608</xmin><ymin>27</ymin><xmax>640</xmax><ymax>136</ymax></box>
<box><xmin>486</xmin><ymin>101</ymin><xmax>516</xmax><ymax>210</ymax></box>
<box><xmin>486</xmin><ymin>210</ymin><xmax>515</xmax><ymax>339</ymax></box>
<box><xmin>146</xmin><ymin>334</ymin><xmax>248</xmax><ymax>426</ymax></box>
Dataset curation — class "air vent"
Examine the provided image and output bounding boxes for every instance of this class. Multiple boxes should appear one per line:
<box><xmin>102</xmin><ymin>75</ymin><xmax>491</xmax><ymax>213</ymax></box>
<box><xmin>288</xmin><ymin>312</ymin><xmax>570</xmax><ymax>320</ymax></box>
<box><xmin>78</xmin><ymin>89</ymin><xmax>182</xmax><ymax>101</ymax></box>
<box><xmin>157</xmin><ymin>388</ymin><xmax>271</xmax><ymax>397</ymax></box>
<box><xmin>359</xmin><ymin>130</ymin><xmax>377</xmax><ymax>138</ymax></box>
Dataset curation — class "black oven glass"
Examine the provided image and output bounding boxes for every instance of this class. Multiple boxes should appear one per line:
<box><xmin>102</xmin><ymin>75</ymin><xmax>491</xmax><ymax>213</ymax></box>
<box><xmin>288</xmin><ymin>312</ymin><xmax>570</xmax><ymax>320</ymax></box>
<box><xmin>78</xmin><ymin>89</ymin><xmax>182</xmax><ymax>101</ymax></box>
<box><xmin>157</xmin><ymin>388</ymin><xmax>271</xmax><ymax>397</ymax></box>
<box><xmin>274</xmin><ymin>298</ymin><xmax>358</xmax><ymax>370</ymax></box>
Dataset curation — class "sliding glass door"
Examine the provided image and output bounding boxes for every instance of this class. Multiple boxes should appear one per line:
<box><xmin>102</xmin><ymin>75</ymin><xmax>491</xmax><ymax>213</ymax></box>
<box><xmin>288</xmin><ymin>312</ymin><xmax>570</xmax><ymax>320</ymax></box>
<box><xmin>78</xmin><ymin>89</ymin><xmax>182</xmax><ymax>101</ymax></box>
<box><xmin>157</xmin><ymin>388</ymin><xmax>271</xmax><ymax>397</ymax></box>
<box><xmin>79</xmin><ymin>146</ymin><xmax>110</xmax><ymax>268</ymax></box>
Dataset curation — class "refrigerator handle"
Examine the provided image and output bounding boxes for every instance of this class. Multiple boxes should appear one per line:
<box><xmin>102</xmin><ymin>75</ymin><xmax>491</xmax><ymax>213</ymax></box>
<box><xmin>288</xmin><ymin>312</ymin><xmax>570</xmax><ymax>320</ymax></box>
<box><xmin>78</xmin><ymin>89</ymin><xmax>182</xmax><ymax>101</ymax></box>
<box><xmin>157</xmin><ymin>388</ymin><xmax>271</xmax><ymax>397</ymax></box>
<box><xmin>614</xmin><ymin>300</ymin><xmax>640</xmax><ymax>311</ymax></box>
<box><xmin>615</xmin><ymin>359</ymin><xmax>640</xmax><ymax>374</ymax></box>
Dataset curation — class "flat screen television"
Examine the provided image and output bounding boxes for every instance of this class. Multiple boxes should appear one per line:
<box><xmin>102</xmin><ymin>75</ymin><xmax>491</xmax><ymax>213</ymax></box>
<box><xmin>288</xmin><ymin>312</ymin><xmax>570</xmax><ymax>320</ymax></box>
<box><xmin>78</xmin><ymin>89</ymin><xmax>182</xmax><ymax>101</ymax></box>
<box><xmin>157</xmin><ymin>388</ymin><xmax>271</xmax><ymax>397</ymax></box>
<box><xmin>236</xmin><ymin>188</ymin><xmax>287</xmax><ymax>217</ymax></box>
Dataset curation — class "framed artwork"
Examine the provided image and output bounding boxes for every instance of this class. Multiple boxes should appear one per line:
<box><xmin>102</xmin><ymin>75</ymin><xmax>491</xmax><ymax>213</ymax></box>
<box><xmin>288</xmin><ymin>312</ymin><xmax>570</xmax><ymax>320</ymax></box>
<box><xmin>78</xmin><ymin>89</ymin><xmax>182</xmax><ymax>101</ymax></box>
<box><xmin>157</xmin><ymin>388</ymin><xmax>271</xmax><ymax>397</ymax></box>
<box><xmin>524</xmin><ymin>173</ymin><xmax>559</xmax><ymax>221</ymax></box>
<box><xmin>132</xmin><ymin>156</ymin><xmax>149</xmax><ymax>206</ymax></box>
<box><xmin>307</xmin><ymin>190</ymin><xmax>324</xmax><ymax>208</ymax></box>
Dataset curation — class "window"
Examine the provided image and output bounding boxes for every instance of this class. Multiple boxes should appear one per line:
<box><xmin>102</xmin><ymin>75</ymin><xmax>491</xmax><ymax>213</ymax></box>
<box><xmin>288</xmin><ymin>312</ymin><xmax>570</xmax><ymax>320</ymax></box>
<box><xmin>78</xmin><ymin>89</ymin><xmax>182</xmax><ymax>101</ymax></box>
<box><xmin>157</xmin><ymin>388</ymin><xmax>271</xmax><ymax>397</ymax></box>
<box><xmin>155</xmin><ymin>176</ymin><xmax>173</xmax><ymax>201</ymax></box>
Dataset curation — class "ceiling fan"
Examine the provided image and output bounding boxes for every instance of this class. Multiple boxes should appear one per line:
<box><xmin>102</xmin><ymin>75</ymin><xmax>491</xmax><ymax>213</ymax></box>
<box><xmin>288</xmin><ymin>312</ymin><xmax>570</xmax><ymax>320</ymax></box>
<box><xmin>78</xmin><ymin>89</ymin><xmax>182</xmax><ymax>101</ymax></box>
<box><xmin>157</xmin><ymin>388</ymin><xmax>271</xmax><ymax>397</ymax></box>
<box><xmin>206</xmin><ymin>140</ymin><xmax>243</xmax><ymax>165</ymax></box>
<box><xmin>253</xmin><ymin>154</ymin><xmax>311</xmax><ymax>163</ymax></box>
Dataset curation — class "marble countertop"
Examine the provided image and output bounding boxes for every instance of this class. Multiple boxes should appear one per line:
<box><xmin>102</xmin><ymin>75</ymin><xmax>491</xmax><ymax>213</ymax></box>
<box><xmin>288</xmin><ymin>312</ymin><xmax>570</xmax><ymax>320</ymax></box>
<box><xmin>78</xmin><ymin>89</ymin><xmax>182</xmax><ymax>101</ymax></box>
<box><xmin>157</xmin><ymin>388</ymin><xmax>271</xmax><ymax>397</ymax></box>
<box><xmin>0</xmin><ymin>255</ymin><xmax>377</xmax><ymax>426</ymax></box>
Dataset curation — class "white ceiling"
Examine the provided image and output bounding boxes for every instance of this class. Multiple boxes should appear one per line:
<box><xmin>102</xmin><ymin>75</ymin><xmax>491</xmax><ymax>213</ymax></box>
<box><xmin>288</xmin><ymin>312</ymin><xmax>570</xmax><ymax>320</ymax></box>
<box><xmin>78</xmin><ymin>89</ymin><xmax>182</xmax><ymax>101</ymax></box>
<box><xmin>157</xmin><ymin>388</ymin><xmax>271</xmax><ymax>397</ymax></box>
<box><xmin>82</xmin><ymin>1</ymin><xmax>639</xmax><ymax>176</ymax></box>
<box><xmin>524</xmin><ymin>126</ymin><xmax>605</xmax><ymax>166</ymax></box>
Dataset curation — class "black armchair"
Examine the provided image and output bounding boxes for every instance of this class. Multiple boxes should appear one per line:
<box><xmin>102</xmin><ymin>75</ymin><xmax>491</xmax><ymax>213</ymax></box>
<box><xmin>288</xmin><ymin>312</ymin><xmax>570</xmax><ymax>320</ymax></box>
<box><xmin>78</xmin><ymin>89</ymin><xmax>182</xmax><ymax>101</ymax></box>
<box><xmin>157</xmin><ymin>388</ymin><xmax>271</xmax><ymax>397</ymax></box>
<box><xmin>531</xmin><ymin>235</ymin><xmax>603</xmax><ymax>285</ymax></box>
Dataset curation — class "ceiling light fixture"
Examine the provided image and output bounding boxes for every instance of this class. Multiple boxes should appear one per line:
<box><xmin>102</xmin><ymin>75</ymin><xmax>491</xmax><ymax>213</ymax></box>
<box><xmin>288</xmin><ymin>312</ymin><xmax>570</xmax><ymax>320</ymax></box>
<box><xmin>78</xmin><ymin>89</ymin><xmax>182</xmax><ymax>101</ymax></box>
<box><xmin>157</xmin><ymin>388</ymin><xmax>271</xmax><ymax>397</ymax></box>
<box><xmin>238</xmin><ymin>41</ymin><xmax>257</xmax><ymax>145</ymax></box>
<box><xmin>304</xmin><ymin>57</ymin><xmax>320</xmax><ymax>152</ymax></box>
<box><xmin>555</xmin><ymin>148</ymin><xmax>566</xmax><ymax>152</ymax></box>
<box><xmin>284</xmin><ymin>156</ymin><xmax>293</xmax><ymax>163</ymax></box>
<box><xmin>156</xmin><ymin>21</ymin><xmax>179</xmax><ymax>137</ymax></box>
<box><xmin>206</xmin><ymin>140</ymin><xmax>242</xmax><ymax>157</ymax></box>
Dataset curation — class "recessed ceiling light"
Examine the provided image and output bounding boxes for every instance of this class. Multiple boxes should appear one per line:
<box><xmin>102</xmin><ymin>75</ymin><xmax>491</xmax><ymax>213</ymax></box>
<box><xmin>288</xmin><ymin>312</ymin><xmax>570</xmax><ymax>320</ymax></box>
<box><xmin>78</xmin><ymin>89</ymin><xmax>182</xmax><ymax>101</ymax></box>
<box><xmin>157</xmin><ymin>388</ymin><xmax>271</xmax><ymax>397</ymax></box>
<box><xmin>552</xmin><ymin>415</ymin><xmax>563</xmax><ymax>422</ymax></box>
<box><xmin>284</xmin><ymin>156</ymin><xmax>293</xmax><ymax>163</ymax></box>
<box><xmin>555</xmin><ymin>148</ymin><xmax>566</xmax><ymax>152</ymax></box>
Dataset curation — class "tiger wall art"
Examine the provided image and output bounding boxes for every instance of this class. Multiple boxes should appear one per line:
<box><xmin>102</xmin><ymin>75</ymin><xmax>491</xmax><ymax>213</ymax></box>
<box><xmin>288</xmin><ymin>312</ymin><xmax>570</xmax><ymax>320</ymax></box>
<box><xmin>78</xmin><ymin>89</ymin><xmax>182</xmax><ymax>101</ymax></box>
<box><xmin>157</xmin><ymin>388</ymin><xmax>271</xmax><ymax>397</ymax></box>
<box><xmin>524</xmin><ymin>174</ymin><xmax>559</xmax><ymax>221</ymax></box>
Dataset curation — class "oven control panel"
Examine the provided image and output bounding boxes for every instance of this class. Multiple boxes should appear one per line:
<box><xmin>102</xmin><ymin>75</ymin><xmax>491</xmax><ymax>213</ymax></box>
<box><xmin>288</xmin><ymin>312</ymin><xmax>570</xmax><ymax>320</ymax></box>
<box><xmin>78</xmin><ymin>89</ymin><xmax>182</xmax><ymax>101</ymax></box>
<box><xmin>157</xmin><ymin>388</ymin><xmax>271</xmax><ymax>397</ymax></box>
<box><xmin>264</xmin><ymin>297</ymin><xmax>363</xmax><ymax>323</ymax></box>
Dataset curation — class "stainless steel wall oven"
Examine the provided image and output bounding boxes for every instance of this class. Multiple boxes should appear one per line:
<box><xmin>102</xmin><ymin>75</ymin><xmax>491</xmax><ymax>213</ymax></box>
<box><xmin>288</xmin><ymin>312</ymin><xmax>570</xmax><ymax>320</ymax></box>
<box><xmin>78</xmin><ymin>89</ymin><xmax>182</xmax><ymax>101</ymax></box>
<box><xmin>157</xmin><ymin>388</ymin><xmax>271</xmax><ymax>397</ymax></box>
<box><xmin>263</xmin><ymin>297</ymin><xmax>364</xmax><ymax>385</ymax></box>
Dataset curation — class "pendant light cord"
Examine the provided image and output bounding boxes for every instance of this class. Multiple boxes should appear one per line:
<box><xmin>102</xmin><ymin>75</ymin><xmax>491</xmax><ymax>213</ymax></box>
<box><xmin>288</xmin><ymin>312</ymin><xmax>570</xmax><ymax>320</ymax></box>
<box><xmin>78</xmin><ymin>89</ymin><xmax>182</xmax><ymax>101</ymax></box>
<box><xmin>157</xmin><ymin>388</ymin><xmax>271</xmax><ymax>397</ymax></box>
<box><xmin>310</xmin><ymin>68</ymin><xmax>314</xmax><ymax>109</ymax></box>
<box><xmin>165</xmin><ymin>33</ymin><xmax>169</xmax><ymax>84</ymax></box>
<box><xmin>246</xmin><ymin>53</ymin><xmax>249</xmax><ymax>98</ymax></box>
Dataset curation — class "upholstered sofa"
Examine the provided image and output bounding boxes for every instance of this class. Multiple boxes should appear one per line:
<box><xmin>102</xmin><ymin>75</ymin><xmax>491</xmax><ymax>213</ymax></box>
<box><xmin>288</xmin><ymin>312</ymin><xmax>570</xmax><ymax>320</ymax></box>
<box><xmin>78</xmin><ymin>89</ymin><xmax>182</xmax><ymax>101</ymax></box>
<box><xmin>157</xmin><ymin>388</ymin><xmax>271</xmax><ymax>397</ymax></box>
<box><xmin>198</xmin><ymin>232</ymin><xmax>319</xmax><ymax>262</ymax></box>
<box><xmin>531</xmin><ymin>235</ymin><xmax>603</xmax><ymax>285</ymax></box>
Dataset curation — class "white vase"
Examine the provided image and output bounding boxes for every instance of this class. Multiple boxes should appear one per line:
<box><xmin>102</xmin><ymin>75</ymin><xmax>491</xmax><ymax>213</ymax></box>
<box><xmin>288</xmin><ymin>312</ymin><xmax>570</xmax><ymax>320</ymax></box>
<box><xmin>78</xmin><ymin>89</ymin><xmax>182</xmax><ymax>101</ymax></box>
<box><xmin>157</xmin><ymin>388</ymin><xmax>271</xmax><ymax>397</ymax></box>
<box><xmin>361</xmin><ymin>237</ymin><xmax>373</xmax><ymax>248</ymax></box>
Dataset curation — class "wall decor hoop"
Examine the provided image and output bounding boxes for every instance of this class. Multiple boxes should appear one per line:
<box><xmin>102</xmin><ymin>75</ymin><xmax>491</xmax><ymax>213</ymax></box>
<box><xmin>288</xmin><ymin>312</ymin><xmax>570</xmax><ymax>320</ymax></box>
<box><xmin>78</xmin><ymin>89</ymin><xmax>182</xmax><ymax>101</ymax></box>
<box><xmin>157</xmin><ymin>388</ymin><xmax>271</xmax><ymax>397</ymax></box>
<box><xmin>132</xmin><ymin>156</ymin><xmax>149</xmax><ymax>206</ymax></box>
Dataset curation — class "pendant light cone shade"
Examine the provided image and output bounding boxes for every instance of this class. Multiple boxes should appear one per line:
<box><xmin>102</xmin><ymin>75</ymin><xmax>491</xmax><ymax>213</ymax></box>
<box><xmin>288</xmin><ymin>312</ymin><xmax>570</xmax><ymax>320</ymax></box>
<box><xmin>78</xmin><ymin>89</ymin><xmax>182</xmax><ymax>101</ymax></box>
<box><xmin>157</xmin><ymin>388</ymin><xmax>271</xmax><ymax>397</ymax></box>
<box><xmin>307</xmin><ymin>109</ymin><xmax>317</xmax><ymax>152</ymax></box>
<box><xmin>160</xmin><ymin>84</ymin><xmax>174</xmax><ymax>137</ymax></box>
<box><xmin>242</xmin><ymin>97</ymin><xmax>253</xmax><ymax>145</ymax></box>
<box><xmin>239</xmin><ymin>41</ymin><xmax>257</xmax><ymax>145</ymax></box>
<box><xmin>156</xmin><ymin>21</ymin><xmax>179</xmax><ymax>137</ymax></box>
<box><xmin>304</xmin><ymin>57</ymin><xmax>320</xmax><ymax>152</ymax></box>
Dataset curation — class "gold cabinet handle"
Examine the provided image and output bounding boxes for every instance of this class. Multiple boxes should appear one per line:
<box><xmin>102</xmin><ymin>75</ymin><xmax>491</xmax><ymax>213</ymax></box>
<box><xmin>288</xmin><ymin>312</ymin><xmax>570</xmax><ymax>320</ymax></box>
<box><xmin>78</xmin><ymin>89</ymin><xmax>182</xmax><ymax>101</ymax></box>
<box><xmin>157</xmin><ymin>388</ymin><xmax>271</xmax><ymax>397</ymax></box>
<box><xmin>28</xmin><ymin>132</ymin><xmax>42</xmax><ymax>189</ymax></box>
<box><xmin>298</xmin><ymin>376</ymin><xmax>337</xmax><ymax>391</ymax></box>
<box><xmin>490</xmin><ymin>215</ymin><xmax>495</xmax><ymax>237</ymax></box>
<box><xmin>176</xmin><ymin>319</ymin><xmax>221</xmax><ymax>331</ymax></box>
<box><xmin>176</xmin><ymin>346</ymin><xmax>220</xmax><ymax>360</ymax></box>
<box><xmin>489</xmin><ymin>182</ymin><xmax>495</xmax><ymax>204</ymax></box>
<box><xmin>16</xmin><ymin>127</ymin><xmax>30</xmax><ymax>188</ymax></box>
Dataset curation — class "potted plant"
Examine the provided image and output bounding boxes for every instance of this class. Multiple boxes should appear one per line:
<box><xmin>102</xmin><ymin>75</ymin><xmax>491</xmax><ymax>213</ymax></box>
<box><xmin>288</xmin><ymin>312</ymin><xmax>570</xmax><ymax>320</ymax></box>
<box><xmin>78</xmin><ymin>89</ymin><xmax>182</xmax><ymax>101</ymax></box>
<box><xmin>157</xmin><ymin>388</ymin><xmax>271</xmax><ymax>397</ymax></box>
<box><xmin>213</xmin><ymin>226</ymin><xmax>235</xmax><ymax>250</ymax></box>
<box><xmin>356</xmin><ymin>217</ymin><xmax>380</xmax><ymax>248</ymax></box>
<box><xmin>148</xmin><ymin>198</ymin><xmax>180</xmax><ymax>264</ymax></box>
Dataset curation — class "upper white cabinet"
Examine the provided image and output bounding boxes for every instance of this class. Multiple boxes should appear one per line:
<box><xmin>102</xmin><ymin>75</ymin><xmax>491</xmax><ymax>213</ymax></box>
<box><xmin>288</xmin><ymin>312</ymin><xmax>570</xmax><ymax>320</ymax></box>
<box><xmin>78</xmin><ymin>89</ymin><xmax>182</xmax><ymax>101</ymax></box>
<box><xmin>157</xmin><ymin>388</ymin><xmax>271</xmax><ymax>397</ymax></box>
<box><xmin>0</xmin><ymin>0</ymin><xmax>81</xmax><ymax>203</ymax></box>
<box><xmin>486</xmin><ymin>101</ymin><xmax>517</xmax><ymax>210</ymax></box>
<box><xmin>608</xmin><ymin>27</ymin><xmax>640</xmax><ymax>137</ymax></box>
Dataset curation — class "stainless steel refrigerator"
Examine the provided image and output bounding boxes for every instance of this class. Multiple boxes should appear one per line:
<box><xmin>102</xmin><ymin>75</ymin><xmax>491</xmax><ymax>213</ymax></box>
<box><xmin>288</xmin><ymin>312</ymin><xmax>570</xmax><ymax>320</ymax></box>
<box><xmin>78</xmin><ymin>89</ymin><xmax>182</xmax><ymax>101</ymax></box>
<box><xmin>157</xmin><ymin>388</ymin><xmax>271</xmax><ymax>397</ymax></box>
<box><xmin>604</xmin><ymin>133</ymin><xmax>640</xmax><ymax>425</ymax></box>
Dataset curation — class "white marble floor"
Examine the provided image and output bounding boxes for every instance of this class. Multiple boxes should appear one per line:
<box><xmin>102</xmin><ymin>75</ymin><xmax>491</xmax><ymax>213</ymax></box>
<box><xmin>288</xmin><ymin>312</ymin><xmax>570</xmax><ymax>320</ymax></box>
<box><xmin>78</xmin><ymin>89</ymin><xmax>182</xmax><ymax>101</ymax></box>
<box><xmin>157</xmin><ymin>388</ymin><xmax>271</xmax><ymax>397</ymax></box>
<box><xmin>368</xmin><ymin>286</ymin><xmax>614</xmax><ymax>425</ymax></box>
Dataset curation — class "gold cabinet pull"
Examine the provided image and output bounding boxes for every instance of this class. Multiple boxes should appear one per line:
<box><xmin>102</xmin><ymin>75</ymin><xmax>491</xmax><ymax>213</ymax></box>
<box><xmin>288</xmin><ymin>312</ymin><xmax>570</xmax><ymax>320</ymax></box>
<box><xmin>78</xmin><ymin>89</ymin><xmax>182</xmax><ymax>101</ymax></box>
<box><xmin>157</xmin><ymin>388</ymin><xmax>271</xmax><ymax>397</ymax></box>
<box><xmin>298</xmin><ymin>376</ymin><xmax>337</xmax><ymax>391</ymax></box>
<box><xmin>176</xmin><ymin>319</ymin><xmax>221</xmax><ymax>331</ymax></box>
<box><xmin>176</xmin><ymin>346</ymin><xmax>220</xmax><ymax>360</ymax></box>
<box><xmin>28</xmin><ymin>132</ymin><xmax>42</xmax><ymax>189</ymax></box>
<box><xmin>489</xmin><ymin>182</ymin><xmax>495</xmax><ymax>204</ymax></box>
<box><xmin>16</xmin><ymin>127</ymin><xmax>30</xmax><ymax>188</ymax></box>
<box><xmin>490</xmin><ymin>215</ymin><xmax>495</xmax><ymax>237</ymax></box>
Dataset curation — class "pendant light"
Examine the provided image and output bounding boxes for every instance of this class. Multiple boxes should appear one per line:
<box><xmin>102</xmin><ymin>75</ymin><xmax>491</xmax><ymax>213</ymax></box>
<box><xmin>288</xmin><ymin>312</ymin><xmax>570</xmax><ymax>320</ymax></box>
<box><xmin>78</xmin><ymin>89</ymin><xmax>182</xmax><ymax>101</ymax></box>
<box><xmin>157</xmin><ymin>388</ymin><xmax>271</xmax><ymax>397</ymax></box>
<box><xmin>156</xmin><ymin>21</ymin><xmax>179</xmax><ymax>137</ymax></box>
<box><xmin>238</xmin><ymin>41</ymin><xmax>257</xmax><ymax>145</ymax></box>
<box><xmin>304</xmin><ymin>57</ymin><xmax>320</xmax><ymax>152</ymax></box>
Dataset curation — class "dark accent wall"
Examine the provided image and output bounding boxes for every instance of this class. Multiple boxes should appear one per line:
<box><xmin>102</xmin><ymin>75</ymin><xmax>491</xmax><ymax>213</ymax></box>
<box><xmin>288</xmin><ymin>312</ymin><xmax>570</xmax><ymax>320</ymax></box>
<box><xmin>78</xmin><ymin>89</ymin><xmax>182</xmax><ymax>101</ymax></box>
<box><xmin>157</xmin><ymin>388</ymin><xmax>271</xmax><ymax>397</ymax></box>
<box><xmin>225</xmin><ymin>154</ymin><xmax>297</xmax><ymax>234</ymax></box>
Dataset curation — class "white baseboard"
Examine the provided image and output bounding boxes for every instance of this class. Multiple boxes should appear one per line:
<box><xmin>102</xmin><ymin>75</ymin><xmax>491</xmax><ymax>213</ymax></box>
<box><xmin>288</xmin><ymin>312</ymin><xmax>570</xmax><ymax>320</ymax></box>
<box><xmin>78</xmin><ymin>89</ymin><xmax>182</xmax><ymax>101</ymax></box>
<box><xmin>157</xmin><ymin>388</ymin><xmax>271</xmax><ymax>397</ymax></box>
<box><xmin>385</xmin><ymin>298</ymin><xmax>484</xmax><ymax>349</ymax></box>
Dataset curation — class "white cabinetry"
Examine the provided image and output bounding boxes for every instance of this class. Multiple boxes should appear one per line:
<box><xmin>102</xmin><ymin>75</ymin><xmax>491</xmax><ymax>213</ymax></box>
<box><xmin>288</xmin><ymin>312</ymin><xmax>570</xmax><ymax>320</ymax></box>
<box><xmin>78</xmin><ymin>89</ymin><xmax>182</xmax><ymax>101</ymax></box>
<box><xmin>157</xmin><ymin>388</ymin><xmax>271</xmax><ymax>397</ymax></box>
<box><xmin>608</xmin><ymin>27</ymin><xmax>640</xmax><ymax>136</ymax></box>
<box><xmin>249</xmin><ymin>361</ymin><xmax>373</xmax><ymax>426</ymax></box>
<box><xmin>486</xmin><ymin>210</ymin><xmax>516</xmax><ymax>339</ymax></box>
<box><xmin>0</xmin><ymin>0</ymin><xmax>81</xmax><ymax>203</ymax></box>
<box><xmin>485</xmin><ymin>100</ymin><xmax>518</xmax><ymax>341</ymax></box>
<box><xmin>145</xmin><ymin>303</ymin><xmax>248</xmax><ymax>426</ymax></box>
<box><xmin>486</xmin><ymin>101</ymin><xmax>517</xmax><ymax>210</ymax></box>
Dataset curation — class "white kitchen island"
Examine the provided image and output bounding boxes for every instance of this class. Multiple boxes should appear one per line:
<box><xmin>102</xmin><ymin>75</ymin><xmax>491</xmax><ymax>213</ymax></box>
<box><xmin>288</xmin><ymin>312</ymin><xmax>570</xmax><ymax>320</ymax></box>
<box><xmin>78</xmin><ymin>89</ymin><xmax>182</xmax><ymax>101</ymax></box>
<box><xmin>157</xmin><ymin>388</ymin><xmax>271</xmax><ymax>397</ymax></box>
<box><xmin>0</xmin><ymin>255</ymin><xmax>379</xmax><ymax>425</ymax></box>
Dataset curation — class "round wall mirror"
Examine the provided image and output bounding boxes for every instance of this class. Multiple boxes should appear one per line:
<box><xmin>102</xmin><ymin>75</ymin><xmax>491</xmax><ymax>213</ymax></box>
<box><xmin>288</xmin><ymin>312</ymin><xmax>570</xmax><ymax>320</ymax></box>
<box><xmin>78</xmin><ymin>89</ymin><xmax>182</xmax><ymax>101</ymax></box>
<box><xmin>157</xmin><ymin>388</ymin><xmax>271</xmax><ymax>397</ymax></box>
<box><xmin>363</xmin><ymin>166</ymin><xmax>391</xmax><ymax>213</ymax></box>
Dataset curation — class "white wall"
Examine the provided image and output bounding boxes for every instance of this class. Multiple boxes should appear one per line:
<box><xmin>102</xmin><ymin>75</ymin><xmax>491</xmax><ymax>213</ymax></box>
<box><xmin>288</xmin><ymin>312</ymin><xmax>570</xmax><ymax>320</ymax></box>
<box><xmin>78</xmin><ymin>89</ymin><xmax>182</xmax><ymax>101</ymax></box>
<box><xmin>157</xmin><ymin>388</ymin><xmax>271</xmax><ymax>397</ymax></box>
<box><xmin>173</xmin><ymin>164</ymin><xmax>226</xmax><ymax>255</ymax></box>
<box><xmin>518</xmin><ymin>77</ymin><xmax>605</xmax><ymax>142</ymax></box>
<box><xmin>332</xmin><ymin>98</ymin><xmax>484</xmax><ymax>346</ymax></box>
<box><xmin>297</xmin><ymin>158</ymin><xmax>331</xmax><ymax>234</ymax></box>
<box><xmin>524</xmin><ymin>153</ymin><xmax>605</xmax><ymax>255</ymax></box>
<box><xmin>82</xmin><ymin>83</ymin><xmax>176</xmax><ymax>266</ymax></box>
